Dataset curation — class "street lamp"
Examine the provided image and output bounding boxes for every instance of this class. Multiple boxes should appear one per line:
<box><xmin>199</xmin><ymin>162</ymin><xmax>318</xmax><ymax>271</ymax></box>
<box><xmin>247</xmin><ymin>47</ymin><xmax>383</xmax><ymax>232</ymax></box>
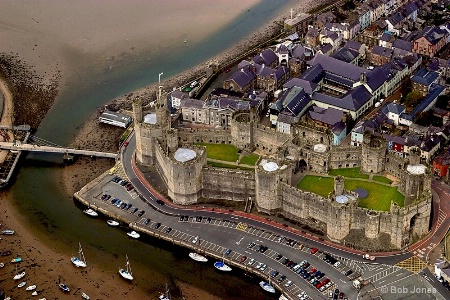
<box><xmin>159</xmin><ymin>72</ymin><xmax>163</xmax><ymax>86</ymax></box>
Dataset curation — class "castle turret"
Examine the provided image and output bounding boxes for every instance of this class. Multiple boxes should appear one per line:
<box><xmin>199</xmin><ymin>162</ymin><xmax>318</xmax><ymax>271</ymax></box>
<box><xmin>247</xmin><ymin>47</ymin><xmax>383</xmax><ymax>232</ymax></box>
<box><xmin>361</xmin><ymin>134</ymin><xmax>386</xmax><ymax>173</ymax></box>
<box><xmin>231</xmin><ymin>111</ymin><xmax>254</xmax><ymax>151</ymax></box>
<box><xmin>255</xmin><ymin>159</ymin><xmax>292</xmax><ymax>214</ymax></box>
<box><xmin>132</xmin><ymin>98</ymin><xmax>143</xmax><ymax>124</ymax></box>
<box><xmin>334</xmin><ymin>175</ymin><xmax>344</xmax><ymax>196</ymax></box>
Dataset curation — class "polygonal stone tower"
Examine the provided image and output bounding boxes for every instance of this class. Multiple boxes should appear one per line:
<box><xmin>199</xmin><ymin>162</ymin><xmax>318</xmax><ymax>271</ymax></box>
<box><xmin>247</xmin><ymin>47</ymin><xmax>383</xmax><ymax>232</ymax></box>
<box><xmin>361</xmin><ymin>134</ymin><xmax>386</xmax><ymax>173</ymax></box>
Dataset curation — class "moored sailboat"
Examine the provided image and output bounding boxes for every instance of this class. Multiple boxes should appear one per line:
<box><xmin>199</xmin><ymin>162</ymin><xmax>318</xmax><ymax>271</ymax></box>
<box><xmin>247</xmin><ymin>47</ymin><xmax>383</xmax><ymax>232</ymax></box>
<box><xmin>71</xmin><ymin>242</ymin><xmax>87</xmax><ymax>268</ymax></box>
<box><xmin>59</xmin><ymin>283</ymin><xmax>70</xmax><ymax>292</ymax></box>
<box><xmin>119</xmin><ymin>254</ymin><xmax>133</xmax><ymax>281</ymax></box>
<box><xmin>159</xmin><ymin>283</ymin><xmax>170</xmax><ymax>300</ymax></box>
<box><xmin>213</xmin><ymin>260</ymin><xmax>232</xmax><ymax>271</ymax></box>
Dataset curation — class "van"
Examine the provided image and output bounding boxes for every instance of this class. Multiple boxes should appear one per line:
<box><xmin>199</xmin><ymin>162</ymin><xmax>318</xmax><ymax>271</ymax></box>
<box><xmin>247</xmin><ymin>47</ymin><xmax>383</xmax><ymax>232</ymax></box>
<box><xmin>374</xmin><ymin>102</ymin><xmax>381</xmax><ymax>108</ymax></box>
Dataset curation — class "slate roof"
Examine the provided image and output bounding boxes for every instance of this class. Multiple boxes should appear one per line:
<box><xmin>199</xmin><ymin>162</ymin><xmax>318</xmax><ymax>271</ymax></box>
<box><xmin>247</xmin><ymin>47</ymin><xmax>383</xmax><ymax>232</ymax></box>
<box><xmin>225</xmin><ymin>65</ymin><xmax>256</xmax><ymax>88</ymax></box>
<box><xmin>410</xmin><ymin>84</ymin><xmax>445</xmax><ymax>118</ymax></box>
<box><xmin>332</xmin><ymin>121</ymin><xmax>346</xmax><ymax>135</ymax></box>
<box><xmin>253</xmin><ymin>49</ymin><xmax>278</xmax><ymax>66</ymax></box>
<box><xmin>320</xmin><ymin>43</ymin><xmax>333</xmax><ymax>54</ymax></box>
<box><xmin>383</xmin><ymin>134</ymin><xmax>406</xmax><ymax>145</ymax></box>
<box><xmin>366</xmin><ymin>68</ymin><xmax>388</xmax><ymax>91</ymax></box>
<box><xmin>372</xmin><ymin>45</ymin><xmax>393</xmax><ymax>57</ymax></box>
<box><xmin>421</xmin><ymin>135</ymin><xmax>441</xmax><ymax>152</ymax></box>
<box><xmin>277</xmin><ymin>44</ymin><xmax>289</xmax><ymax>54</ymax></box>
<box><xmin>283</xmin><ymin>78</ymin><xmax>317</xmax><ymax>94</ymax></box>
<box><xmin>380</xmin><ymin>32</ymin><xmax>395</xmax><ymax>42</ymax></box>
<box><xmin>292</xmin><ymin>45</ymin><xmax>306</xmax><ymax>58</ymax></box>
<box><xmin>415</xmin><ymin>26</ymin><xmax>447</xmax><ymax>45</ymax></box>
<box><xmin>411</xmin><ymin>68</ymin><xmax>439</xmax><ymax>86</ymax></box>
<box><xmin>278</xmin><ymin>111</ymin><xmax>298</xmax><ymax>124</ymax></box>
<box><xmin>392</xmin><ymin>39</ymin><xmax>413</xmax><ymax>51</ymax></box>
<box><xmin>308</xmin><ymin>106</ymin><xmax>344</xmax><ymax>126</ymax></box>
<box><xmin>171</xmin><ymin>90</ymin><xmax>187</xmax><ymax>99</ymax></box>
<box><xmin>403</xmin><ymin>2</ymin><xmax>418</xmax><ymax>17</ymax></box>
<box><xmin>311</xmin><ymin>85</ymin><xmax>372</xmax><ymax>111</ymax></box>
<box><xmin>345</xmin><ymin>40</ymin><xmax>362</xmax><ymax>51</ymax></box>
<box><xmin>306</xmin><ymin>27</ymin><xmax>320</xmax><ymax>38</ymax></box>
<box><xmin>300</xmin><ymin>64</ymin><xmax>324</xmax><ymax>84</ymax></box>
<box><xmin>388</xmin><ymin>12</ymin><xmax>405</xmax><ymax>27</ymax></box>
<box><xmin>280</xmin><ymin>86</ymin><xmax>311</xmax><ymax>116</ymax></box>
<box><xmin>307</xmin><ymin>53</ymin><xmax>368</xmax><ymax>82</ymax></box>
<box><xmin>381</xmin><ymin>103</ymin><xmax>405</xmax><ymax>115</ymax></box>
<box><xmin>181</xmin><ymin>98</ymin><xmax>205</xmax><ymax>109</ymax></box>
<box><xmin>331</xmin><ymin>47</ymin><xmax>360</xmax><ymax>63</ymax></box>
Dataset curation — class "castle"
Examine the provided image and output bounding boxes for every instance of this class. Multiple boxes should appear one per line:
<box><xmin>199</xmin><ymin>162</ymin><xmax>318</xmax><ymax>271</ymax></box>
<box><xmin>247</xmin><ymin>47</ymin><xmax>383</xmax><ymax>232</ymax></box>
<box><xmin>132</xmin><ymin>90</ymin><xmax>432</xmax><ymax>250</ymax></box>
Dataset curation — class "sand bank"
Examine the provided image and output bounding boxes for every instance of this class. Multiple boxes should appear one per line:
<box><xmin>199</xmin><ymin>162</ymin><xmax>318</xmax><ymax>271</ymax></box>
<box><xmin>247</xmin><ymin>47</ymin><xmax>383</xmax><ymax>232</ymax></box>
<box><xmin>0</xmin><ymin>0</ymin><xmax>330</xmax><ymax>299</ymax></box>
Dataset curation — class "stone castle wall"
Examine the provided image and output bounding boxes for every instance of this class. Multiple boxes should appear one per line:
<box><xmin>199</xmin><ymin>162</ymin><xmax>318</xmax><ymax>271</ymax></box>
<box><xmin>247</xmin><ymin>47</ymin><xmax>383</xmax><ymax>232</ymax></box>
<box><xmin>178</xmin><ymin>128</ymin><xmax>232</xmax><ymax>145</ymax></box>
<box><xmin>133</xmin><ymin>95</ymin><xmax>432</xmax><ymax>250</ymax></box>
<box><xmin>201</xmin><ymin>167</ymin><xmax>255</xmax><ymax>201</ymax></box>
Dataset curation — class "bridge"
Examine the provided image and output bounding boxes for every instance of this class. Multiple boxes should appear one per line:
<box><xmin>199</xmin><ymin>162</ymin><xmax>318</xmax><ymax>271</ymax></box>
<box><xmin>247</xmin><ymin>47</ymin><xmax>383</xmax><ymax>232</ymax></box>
<box><xmin>0</xmin><ymin>141</ymin><xmax>117</xmax><ymax>159</ymax></box>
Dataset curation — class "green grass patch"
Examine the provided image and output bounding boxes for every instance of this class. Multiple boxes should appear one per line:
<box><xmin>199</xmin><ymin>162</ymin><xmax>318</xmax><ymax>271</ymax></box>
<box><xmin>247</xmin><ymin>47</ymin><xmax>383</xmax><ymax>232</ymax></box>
<box><xmin>207</xmin><ymin>161</ymin><xmax>254</xmax><ymax>171</ymax></box>
<box><xmin>297</xmin><ymin>176</ymin><xmax>335</xmax><ymax>197</ymax></box>
<box><xmin>297</xmin><ymin>175</ymin><xmax>404</xmax><ymax>211</ymax></box>
<box><xmin>372</xmin><ymin>175</ymin><xmax>392</xmax><ymax>184</ymax></box>
<box><xmin>240</xmin><ymin>154</ymin><xmax>259</xmax><ymax>166</ymax></box>
<box><xmin>344</xmin><ymin>180</ymin><xmax>404</xmax><ymax>211</ymax></box>
<box><xmin>328</xmin><ymin>167</ymin><xmax>369</xmax><ymax>179</ymax></box>
<box><xmin>197</xmin><ymin>143</ymin><xmax>239</xmax><ymax>162</ymax></box>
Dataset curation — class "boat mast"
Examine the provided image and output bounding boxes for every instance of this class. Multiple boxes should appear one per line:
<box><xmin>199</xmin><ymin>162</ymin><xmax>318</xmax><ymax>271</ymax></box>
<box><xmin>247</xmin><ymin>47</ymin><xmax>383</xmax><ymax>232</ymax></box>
<box><xmin>79</xmin><ymin>242</ymin><xmax>86</xmax><ymax>265</ymax></box>
<box><xmin>126</xmin><ymin>254</ymin><xmax>132</xmax><ymax>276</ymax></box>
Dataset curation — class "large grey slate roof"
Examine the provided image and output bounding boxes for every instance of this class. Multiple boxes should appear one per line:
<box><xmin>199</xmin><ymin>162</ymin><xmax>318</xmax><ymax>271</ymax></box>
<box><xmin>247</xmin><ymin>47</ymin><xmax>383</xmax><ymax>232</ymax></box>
<box><xmin>283</xmin><ymin>78</ymin><xmax>317</xmax><ymax>94</ymax></box>
<box><xmin>292</xmin><ymin>45</ymin><xmax>306</xmax><ymax>58</ymax></box>
<box><xmin>225</xmin><ymin>65</ymin><xmax>256</xmax><ymax>88</ymax></box>
<box><xmin>253</xmin><ymin>49</ymin><xmax>278</xmax><ymax>66</ymax></box>
<box><xmin>308</xmin><ymin>53</ymin><xmax>368</xmax><ymax>82</ymax></box>
<box><xmin>280</xmin><ymin>86</ymin><xmax>311</xmax><ymax>116</ymax></box>
<box><xmin>331</xmin><ymin>47</ymin><xmax>359</xmax><ymax>63</ymax></box>
<box><xmin>372</xmin><ymin>45</ymin><xmax>393</xmax><ymax>57</ymax></box>
<box><xmin>309</xmin><ymin>106</ymin><xmax>343</xmax><ymax>126</ymax></box>
<box><xmin>366</xmin><ymin>68</ymin><xmax>388</xmax><ymax>91</ymax></box>
<box><xmin>181</xmin><ymin>98</ymin><xmax>205</xmax><ymax>109</ymax></box>
<box><xmin>300</xmin><ymin>64</ymin><xmax>324</xmax><ymax>84</ymax></box>
<box><xmin>311</xmin><ymin>85</ymin><xmax>372</xmax><ymax>111</ymax></box>
<box><xmin>416</xmin><ymin>26</ymin><xmax>447</xmax><ymax>45</ymax></box>
<box><xmin>381</xmin><ymin>103</ymin><xmax>405</xmax><ymax>115</ymax></box>
<box><xmin>278</xmin><ymin>111</ymin><xmax>297</xmax><ymax>124</ymax></box>
<box><xmin>411</xmin><ymin>68</ymin><xmax>439</xmax><ymax>86</ymax></box>
<box><xmin>392</xmin><ymin>39</ymin><xmax>413</xmax><ymax>51</ymax></box>
<box><xmin>344</xmin><ymin>40</ymin><xmax>362</xmax><ymax>51</ymax></box>
<box><xmin>410</xmin><ymin>84</ymin><xmax>445</xmax><ymax>118</ymax></box>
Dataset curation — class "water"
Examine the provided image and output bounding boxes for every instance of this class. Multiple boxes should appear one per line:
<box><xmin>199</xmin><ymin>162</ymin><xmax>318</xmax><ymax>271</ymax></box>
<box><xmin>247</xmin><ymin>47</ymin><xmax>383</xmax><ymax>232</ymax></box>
<box><xmin>9</xmin><ymin>0</ymin><xmax>293</xmax><ymax>298</ymax></box>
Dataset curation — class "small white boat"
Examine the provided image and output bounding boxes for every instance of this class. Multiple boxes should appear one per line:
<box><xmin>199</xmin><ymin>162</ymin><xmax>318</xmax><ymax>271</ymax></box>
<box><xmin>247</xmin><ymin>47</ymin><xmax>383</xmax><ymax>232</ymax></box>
<box><xmin>213</xmin><ymin>261</ymin><xmax>232</xmax><ymax>271</ymax></box>
<box><xmin>59</xmin><ymin>283</ymin><xmax>70</xmax><ymax>292</ymax></box>
<box><xmin>83</xmin><ymin>208</ymin><xmax>98</xmax><ymax>217</ymax></box>
<box><xmin>0</xmin><ymin>262</ymin><xmax>4</xmax><ymax>268</ymax></box>
<box><xmin>32</xmin><ymin>290</ymin><xmax>43</xmax><ymax>296</ymax></box>
<box><xmin>259</xmin><ymin>281</ymin><xmax>276</xmax><ymax>293</ymax></box>
<box><xmin>17</xmin><ymin>281</ymin><xmax>26</xmax><ymax>288</ymax></box>
<box><xmin>81</xmin><ymin>292</ymin><xmax>91</xmax><ymax>300</ymax></box>
<box><xmin>189</xmin><ymin>252</ymin><xmax>208</xmax><ymax>262</ymax></box>
<box><xmin>13</xmin><ymin>271</ymin><xmax>26</xmax><ymax>280</ymax></box>
<box><xmin>26</xmin><ymin>285</ymin><xmax>36</xmax><ymax>291</ymax></box>
<box><xmin>71</xmin><ymin>242</ymin><xmax>87</xmax><ymax>268</ymax></box>
<box><xmin>119</xmin><ymin>254</ymin><xmax>133</xmax><ymax>281</ymax></box>
<box><xmin>2</xmin><ymin>229</ymin><xmax>15</xmax><ymax>235</ymax></box>
<box><xmin>127</xmin><ymin>231</ymin><xmax>140</xmax><ymax>239</ymax></box>
<box><xmin>279</xmin><ymin>295</ymin><xmax>289</xmax><ymax>300</ymax></box>
<box><xmin>107</xmin><ymin>220</ymin><xmax>119</xmax><ymax>226</ymax></box>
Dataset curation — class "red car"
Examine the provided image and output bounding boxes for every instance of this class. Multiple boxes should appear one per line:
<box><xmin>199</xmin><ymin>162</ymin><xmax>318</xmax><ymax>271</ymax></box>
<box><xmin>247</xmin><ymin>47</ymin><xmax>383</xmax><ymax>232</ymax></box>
<box><xmin>310</xmin><ymin>268</ymin><xmax>317</xmax><ymax>274</ymax></box>
<box><xmin>240</xmin><ymin>255</ymin><xmax>247</xmax><ymax>263</ymax></box>
<box><xmin>122</xmin><ymin>141</ymin><xmax>129</xmax><ymax>147</ymax></box>
<box><xmin>311</xmin><ymin>247</ymin><xmax>318</xmax><ymax>254</ymax></box>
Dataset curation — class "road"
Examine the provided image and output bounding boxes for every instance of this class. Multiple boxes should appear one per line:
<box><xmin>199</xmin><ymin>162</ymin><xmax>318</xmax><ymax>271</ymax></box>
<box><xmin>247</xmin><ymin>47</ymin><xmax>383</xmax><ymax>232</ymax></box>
<box><xmin>102</xmin><ymin>132</ymin><xmax>449</xmax><ymax>299</ymax></box>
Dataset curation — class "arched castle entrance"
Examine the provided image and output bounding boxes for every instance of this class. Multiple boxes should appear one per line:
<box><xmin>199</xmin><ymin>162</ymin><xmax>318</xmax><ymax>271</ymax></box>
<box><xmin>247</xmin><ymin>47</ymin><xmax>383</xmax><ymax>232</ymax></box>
<box><xmin>409</xmin><ymin>213</ymin><xmax>420</xmax><ymax>242</ymax></box>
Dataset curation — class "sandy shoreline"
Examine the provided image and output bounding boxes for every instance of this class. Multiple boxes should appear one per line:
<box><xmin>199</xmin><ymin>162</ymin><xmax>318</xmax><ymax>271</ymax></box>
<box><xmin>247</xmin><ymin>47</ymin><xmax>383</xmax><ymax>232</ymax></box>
<box><xmin>0</xmin><ymin>0</ymin><xmax>329</xmax><ymax>299</ymax></box>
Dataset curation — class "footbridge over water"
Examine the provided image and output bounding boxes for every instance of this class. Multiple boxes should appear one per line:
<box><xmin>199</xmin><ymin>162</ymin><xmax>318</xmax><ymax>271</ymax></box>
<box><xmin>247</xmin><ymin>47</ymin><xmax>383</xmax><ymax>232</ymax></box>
<box><xmin>0</xmin><ymin>141</ymin><xmax>118</xmax><ymax>158</ymax></box>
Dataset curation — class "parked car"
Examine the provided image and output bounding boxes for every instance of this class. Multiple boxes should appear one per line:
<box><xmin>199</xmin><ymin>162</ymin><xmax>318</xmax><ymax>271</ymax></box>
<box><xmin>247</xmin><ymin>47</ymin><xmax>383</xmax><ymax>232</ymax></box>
<box><xmin>240</xmin><ymin>255</ymin><xmax>247</xmax><ymax>263</ymax></box>
<box><xmin>192</xmin><ymin>236</ymin><xmax>199</xmax><ymax>244</ymax></box>
<box><xmin>138</xmin><ymin>210</ymin><xmax>145</xmax><ymax>217</ymax></box>
<box><xmin>248</xmin><ymin>242</ymin><xmax>256</xmax><ymax>248</ymax></box>
<box><xmin>311</xmin><ymin>247</ymin><xmax>318</xmax><ymax>254</ymax></box>
<box><xmin>154</xmin><ymin>222</ymin><xmax>161</xmax><ymax>229</ymax></box>
<box><xmin>144</xmin><ymin>218</ymin><xmax>150</xmax><ymax>225</ymax></box>
<box><xmin>225</xmin><ymin>249</ymin><xmax>232</xmax><ymax>256</ymax></box>
<box><xmin>270</xmin><ymin>271</ymin><xmax>279</xmax><ymax>278</ymax></box>
<box><xmin>277</xmin><ymin>275</ymin><xmax>286</xmax><ymax>283</ymax></box>
<box><xmin>284</xmin><ymin>280</ymin><xmax>293</xmax><ymax>287</ymax></box>
<box><xmin>275</xmin><ymin>253</ymin><xmax>283</xmax><ymax>260</ymax></box>
<box><xmin>165</xmin><ymin>227</ymin><xmax>172</xmax><ymax>234</ymax></box>
<box><xmin>247</xmin><ymin>258</ymin><xmax>255</xmax><ymax>265</ymax></box>
<box><xmin>131</xmin><ymin>207</ymin><xmax>139</xmax><ymax>214</ymax></box>
<box><xmin>260</xmin><ymin>264</ymin><xmax>267</xmax><ymax>271</ymax></box>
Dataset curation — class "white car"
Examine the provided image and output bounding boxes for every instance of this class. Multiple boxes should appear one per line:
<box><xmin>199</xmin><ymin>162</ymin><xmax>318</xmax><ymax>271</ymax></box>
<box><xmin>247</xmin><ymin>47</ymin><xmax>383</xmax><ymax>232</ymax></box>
<box><xmin>334</xmin><ymin>261</ymin><xmax>341</xmax><ymax>267</ymax></box>
<box><xmin>192</xmin><ymin>236</ymin><xmax>199</xmax><ymax>244</ymax></box>
<box><xmin>260</xmin><ymin>264</ymin><xmax>267</xmax><ymax>271</ymax></box>
<box><xmin>247</xmin><ymin>258</ymin><xmax>255</xmax><ymax>265</ymax></box>
<box><xmin>284</xmin><ymin>280</ymin><xmax>293</xmax><ymax>287</ymax></box>
<box><xmin>255</xmin><ymin>262</ymin><xmax>263</xmax><ymax>269</ymax></box>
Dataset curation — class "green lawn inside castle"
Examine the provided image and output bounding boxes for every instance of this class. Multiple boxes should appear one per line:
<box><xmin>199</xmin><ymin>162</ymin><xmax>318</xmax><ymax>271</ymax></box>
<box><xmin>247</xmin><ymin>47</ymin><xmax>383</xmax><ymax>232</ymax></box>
<box><xmin>197</xmin><ymin>143</ymin><xmax>259</xmax><ymax>169</ymax></box>
<box><xmin>298</xmin><ymin>168</ymin><xmax>404</xmax><ymax>212</ymax></box>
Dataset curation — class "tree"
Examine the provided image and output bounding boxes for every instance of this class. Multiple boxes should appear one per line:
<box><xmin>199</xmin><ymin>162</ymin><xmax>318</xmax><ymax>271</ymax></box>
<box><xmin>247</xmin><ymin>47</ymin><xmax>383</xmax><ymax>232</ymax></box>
<box><xmin>404</xmin><ymin>91</ymin><xmax>423</xmax><ymax>107</ymax></box>
<box><xmin>435</xmin><ymin>94</ymin><xmax>450</xmax><ymax>110</ymax></box>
